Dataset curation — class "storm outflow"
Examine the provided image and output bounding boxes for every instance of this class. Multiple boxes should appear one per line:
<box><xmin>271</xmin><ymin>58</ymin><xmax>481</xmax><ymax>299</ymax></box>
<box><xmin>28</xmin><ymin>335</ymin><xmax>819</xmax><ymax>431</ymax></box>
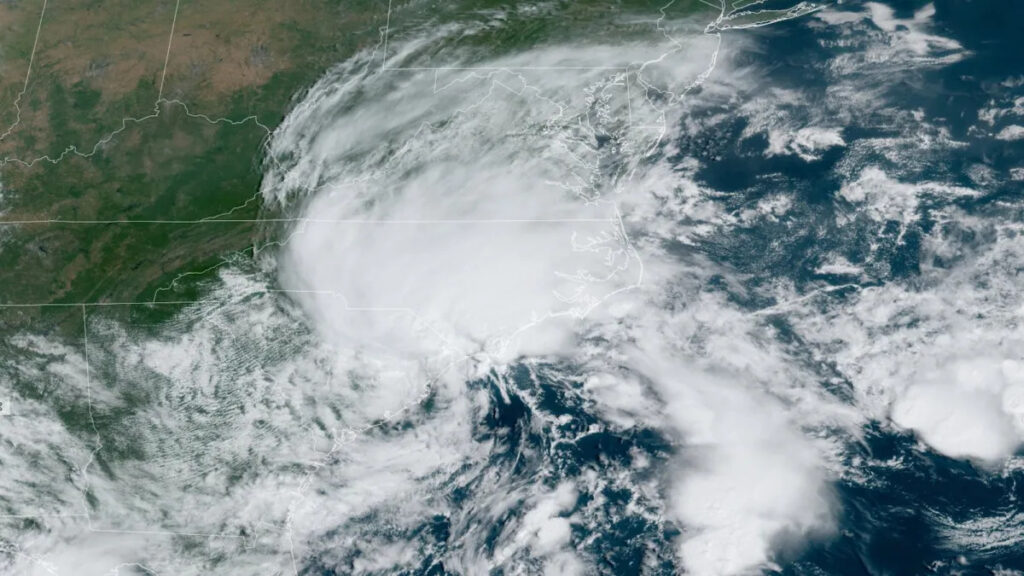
<box><xmin>263</xmin><ymin>42</ymin><xmax>654</xmax><ymax>361</ymax></box>
<box><xmin>260</xmin><ymin>20</ymin><xmax>840</xmax><ymax>576</ymax></box>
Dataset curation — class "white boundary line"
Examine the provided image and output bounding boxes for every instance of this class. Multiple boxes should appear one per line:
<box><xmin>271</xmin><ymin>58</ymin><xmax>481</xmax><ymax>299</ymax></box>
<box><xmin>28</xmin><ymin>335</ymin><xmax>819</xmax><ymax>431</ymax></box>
<box><xmin>157</xmin><ymin>0</ymin><xmax>183</xmax><ymax>102</ymax></box>
<box><xmin>0</xmin><ymin>0</ymin><xmax>49</xmax><ymax>143</ymax></box>
<box><xmin>0</xmin><ymin>217</ymin><xmax>617</xmax><ymax>225</ymax></box>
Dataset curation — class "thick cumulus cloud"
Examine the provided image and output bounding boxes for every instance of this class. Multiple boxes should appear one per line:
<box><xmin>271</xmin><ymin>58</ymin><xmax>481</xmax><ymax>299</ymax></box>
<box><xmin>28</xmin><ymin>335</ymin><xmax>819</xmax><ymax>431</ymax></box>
<box><xmin>620</xmin><ymin>340</ymin><xmax>836</xmax><ymax>576</ymax></box>
<box><xmin>263</xmin><ymin>40</ymin><xmax>682</xmax><ymax>361</ymax></box>
<box><xmin>892</xmin><ymin>359</ymin><xmax>1023</xmax><ymax>462</ymax></box>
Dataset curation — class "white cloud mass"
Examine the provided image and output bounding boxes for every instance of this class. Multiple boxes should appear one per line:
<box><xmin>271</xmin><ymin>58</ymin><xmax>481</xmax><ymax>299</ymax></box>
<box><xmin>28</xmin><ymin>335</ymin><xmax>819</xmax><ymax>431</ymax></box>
<box><xmin>2</xmin><ymin>1</ymin><xmax>1009</xmax><ymax>574</ymax></box>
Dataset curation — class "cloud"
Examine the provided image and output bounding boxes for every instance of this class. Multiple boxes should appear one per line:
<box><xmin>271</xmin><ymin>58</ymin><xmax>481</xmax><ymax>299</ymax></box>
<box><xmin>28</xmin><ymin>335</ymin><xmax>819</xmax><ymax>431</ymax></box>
<box><xmin>11</xmin><ymin>1</ymin><xmax>997</xmax><ymax>572</ymax></box>
<box><xmin>766</xmin><ymin>126</ymin><xmax>845</xmax><ymax>161</ymax></box>
<box><xmin>259</xmin><ymin>19</ymin><xmax>843</xmax><ymax>576</ymax></box>
<box><xmin>786</xmin><ymin>206</ymin><xmax>1024</xmax><ymax>464</ymax></box>
<box><xmin>494</xmin><ymin>482</ymin><xmax>582</xmax><ymax>574</ymax></box>
<box><xmin>892</xmin><ymin>360</ymin><xmax>1022</xmax><ymax>462</ymax></box>
<box><xmin>817</xmin><ymin>2</ymin><xmax>965</xmax><ymax>74</ymax></box>
<box><xmin>627</xmin><ymin>346</ymin><xmax>835</xmax><ymax>576</ymax></box>
<box><xmin>996</xmin><ymin>125</ymin><xmax>1024</xmax><ymax>141</ymax></box>
<box><xmin>838</xmin><ymin>166</ymin><xmax>977</xmax><ymax>226</ymax></box>
<box><xmin>262</xmin><ymin>27</ymin><xmax>729</xmax><ymax>366</ymax></box>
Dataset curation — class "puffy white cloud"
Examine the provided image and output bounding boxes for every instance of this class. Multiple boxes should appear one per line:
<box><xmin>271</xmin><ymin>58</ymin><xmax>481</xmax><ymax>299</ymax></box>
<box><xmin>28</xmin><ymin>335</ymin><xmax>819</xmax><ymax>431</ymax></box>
<box><xmin>766</xmin><ymin>126</ymin><xmax>845</xmax><ymax>161</ymax></box>
<box><xmin>996</xmin><ymin>125</ymin><xmax>1024</xmax><ymax>141</ymax></box>
<box><xmin>892</xmin><ymin>361</ymin><xmax>1021</xmax><ymax>462</ymax></box>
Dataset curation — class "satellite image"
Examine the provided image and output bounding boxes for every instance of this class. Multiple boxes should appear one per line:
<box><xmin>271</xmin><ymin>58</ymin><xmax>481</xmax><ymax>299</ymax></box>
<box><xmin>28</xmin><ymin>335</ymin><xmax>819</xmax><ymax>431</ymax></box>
<box><xmin>0</xmin><ymin>0</ymin><xmax>1022</xmax><ymax>574</ymax></box>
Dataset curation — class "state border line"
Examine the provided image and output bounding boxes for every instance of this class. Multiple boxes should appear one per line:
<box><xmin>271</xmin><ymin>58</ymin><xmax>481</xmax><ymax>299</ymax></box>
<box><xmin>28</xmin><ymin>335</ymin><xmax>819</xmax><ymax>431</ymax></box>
<box><xmin>0</xmin><ymin>217</ymin><xmax>618</xmax><ymax>225</ymax></box>
<box><xmin>0</xmin><ymin>0</ymin><xmax>49</xmax><ymax>143</ymax></box>
<box><xmin>34</xmin><ymin>287</ymin><xmax>461</xmax><ymax>546</ymax></box>
<box><xmin>1</xmin><ymin>285</ymin><xmax>584</xmax><ymax>309</ymax></box>
<box><xmin>157</xmin><ymin>0</ymin><xmax>183</xmax><ymax>102</ymax></box>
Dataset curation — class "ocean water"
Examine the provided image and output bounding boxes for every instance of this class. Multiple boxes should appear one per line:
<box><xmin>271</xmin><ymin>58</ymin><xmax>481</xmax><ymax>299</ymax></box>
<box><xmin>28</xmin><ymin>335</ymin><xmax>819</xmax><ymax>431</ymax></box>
<box><xmin>3</xmin><ymin>1</ymin><xmax>1024</xmax><ymax>574</ymax></box>
<box><xmin>272</xmin><ymin>2</ymin><xmax>1024</xmax><ymax>573</ymax></box>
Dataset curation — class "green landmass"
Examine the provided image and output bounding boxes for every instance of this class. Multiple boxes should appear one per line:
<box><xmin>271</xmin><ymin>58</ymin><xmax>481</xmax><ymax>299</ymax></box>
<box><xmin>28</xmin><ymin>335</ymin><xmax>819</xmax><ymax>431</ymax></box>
<box><xmin>0</xmin><ymin>0</ymin><xmax>382</xmax><ymax>333</ymax></box>
<box><xmin>0</xmin><ymin>0</ymin><xmax>720</xmax><ymax>527</ymax></box>
<box><xmin>0</xmin><ymin>0</ymin><xmax>716</xmax><ymax>338</ymax></box>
